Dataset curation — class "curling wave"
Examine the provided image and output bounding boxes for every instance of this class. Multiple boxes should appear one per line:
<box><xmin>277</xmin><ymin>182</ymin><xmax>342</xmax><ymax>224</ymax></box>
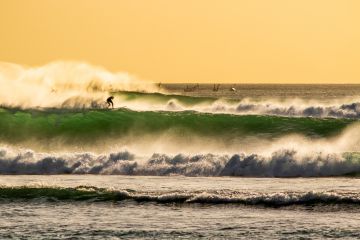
<box><xmin>0</xmin><ymin>185</ymin><xmax>359</xmax><ymax>206</ymax></box>
<box><xmin>1</xmin><ymin>147</ymin><xmax>360</xmax><ymax>177</ymax></box>
<box><xmin>0</xmin><ymin>107</ymin><xmax>354</xmax><ymax>148</ymax></box>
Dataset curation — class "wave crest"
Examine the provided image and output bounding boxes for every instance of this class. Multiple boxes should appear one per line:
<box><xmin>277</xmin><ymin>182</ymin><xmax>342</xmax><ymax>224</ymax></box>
<box><xmin>0</xmin><ymin>61</ymin><xmax>156</xmax><ymax>108</ymax></box>
<box><xmin>174</xmin><ymin>99</ymin><xmax>360</xmax><ymax>118</ymax></box>
<box><xmin>1</xmin><ymin>148</ymin><xmax>359</xmax><ymax>177</ymax></box>
<box><xmin>232</xmin><ymin>101</ymin><xmax>360</xmax><ymax>118</ymax></box>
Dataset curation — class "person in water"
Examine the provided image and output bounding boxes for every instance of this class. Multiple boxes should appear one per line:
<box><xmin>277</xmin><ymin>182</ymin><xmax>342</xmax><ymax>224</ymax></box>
<box><xmin>106</xmin><ymin>96</ymin><xmax>114</xmax><ymax>108</ymax></box>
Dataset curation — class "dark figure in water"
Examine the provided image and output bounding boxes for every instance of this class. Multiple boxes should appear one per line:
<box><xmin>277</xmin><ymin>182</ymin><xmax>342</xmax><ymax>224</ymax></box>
<box><xmin>106</xmin><ymin>96</ymin><xmax>114</xmax><ymax>108</ymax></box>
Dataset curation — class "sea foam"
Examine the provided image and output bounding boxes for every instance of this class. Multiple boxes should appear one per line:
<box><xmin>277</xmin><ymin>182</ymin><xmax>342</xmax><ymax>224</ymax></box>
<box><xmin>1</xmin><ymin>147</ymin><xmax>359</xmax><ymax>177</ymax></box>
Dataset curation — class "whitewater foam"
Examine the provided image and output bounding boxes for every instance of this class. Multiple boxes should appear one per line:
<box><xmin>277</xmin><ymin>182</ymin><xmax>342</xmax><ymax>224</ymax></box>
<box><xmin>1</xmin><ymin>146</ymin><xmax>359</xmax><ymax>177</ymax></box>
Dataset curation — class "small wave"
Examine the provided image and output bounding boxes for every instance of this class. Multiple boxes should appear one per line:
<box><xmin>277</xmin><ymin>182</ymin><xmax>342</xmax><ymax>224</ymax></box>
<box><xmin>1</xmin><ymin>148</ymin><xmax>360</xmax><ymax>177</ymax></box>
<box><xmin>184</xmin><ymin>191</ymin><xmax>360</xmax><ymax>205</ymax></box>
<box><xmin>170</xmin><ymin>100</ymin><xmax>360</xmax><ymax>119</ymax></box>
<box><xmin>0</xmin><ymin>186</ymin><xmax>130</xmax><ymax>201</ymax></box>
<box><xmin>0</xmin><ymin>186</ymin><xmax>359</xmax><ymax>206</ymax></box>
<box><xmin>232</xmin><ymin>102</ymin><xmax>360</xmax><ymax>118</ymax></box>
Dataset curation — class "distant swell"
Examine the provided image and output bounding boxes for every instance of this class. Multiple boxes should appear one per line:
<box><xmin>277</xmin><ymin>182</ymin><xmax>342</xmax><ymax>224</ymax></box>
<box><xmin>1</xmin><ymin>148</ymin><xmax>360</xmax><ymax>177</ymax></box>
<box><xmin>232</xmin><ymin>102</ymin><xmax>360</xmax><ymax>118</ymax></box>
<box><xmin>0</xmin><ymin>186</ymin><xmax>359</xmax><ymax>206</ymax></box>
<box><xmin>114</xmin><ymin>92</ymin><xmax>360</xmax><ymax>119</ymax></box>
<box><xmin>170</xmin><ymin>100</ymin><xmax>360</xmax><ymax>118</ymax></box>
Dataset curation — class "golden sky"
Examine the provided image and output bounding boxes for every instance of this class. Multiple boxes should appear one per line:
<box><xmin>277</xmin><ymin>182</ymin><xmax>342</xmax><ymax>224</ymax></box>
<box><xmin>0</xmin><ymin>0</ymin><xmax>359</xmax><ymax>83</ymax></box>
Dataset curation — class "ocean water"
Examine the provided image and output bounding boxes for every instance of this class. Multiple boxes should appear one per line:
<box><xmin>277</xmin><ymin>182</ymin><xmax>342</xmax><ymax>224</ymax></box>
<box><xmin>1</xmin><ymin>75</ymin><xmax>360</xmax><ymax>239</ymax></box>
<box><xmin>0</xmin><ymin>176</ymin><xmax>360</xmax><ymax>239</ymax></box>
<box><xmin>163</xmin><ymin>83</ymin><xmax>360</xmax><ymax>100</ymax></box>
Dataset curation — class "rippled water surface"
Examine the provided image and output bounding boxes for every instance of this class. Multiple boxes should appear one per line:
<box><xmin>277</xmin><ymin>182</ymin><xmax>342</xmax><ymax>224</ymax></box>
<box><xmin>0</xmin><ymin>175</ymin><xmax>359</xmax><ymax>239</ymax></box>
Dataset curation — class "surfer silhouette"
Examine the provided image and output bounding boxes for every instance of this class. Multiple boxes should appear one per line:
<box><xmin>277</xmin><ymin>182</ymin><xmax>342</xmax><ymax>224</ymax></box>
<box><xmin>106</xmin><ymin>96</ymin><xmax>114</xmax><ymax>108</ymax></box>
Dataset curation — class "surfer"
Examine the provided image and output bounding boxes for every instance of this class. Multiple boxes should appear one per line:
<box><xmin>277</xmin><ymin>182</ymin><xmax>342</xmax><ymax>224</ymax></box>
<box><xmin>106</xmin><ymin>96</ymin><xmax>114</xmax><ymax>108</ymax></box>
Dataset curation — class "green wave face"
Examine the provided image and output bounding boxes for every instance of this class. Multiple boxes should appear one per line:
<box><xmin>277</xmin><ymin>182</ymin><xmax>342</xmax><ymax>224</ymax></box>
<box><xmin>0</xmin><ymin>107</ymin><xmax>356</xmax><ymax>147</ymax></box>
<box><xmin>0</xmin><ymin>186</ymin><xmax>129</xmax><ymax>201</ymax></box>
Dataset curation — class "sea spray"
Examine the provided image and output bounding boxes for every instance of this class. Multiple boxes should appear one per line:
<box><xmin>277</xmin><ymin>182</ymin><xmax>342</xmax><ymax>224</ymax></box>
<box><xmin>1</xmin><ymin>146</ymin><xmax>360</xmax><ymax>177</ymax></box>
<box><xmin>0</xmin><ymin>61</ymin><xmax>157</xmax><ymax>108</ymax></box>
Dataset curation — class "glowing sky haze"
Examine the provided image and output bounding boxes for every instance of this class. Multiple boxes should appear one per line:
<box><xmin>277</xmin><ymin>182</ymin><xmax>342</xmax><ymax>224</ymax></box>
<box><xmin>0</xmin><ymin>0</ymin><xmax>359</xmax><ymax>83</ymax></box>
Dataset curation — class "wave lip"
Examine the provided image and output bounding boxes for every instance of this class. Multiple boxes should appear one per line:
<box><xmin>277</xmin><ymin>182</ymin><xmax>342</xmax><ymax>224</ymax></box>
<box><xmin>1</xmin><ymin>148</ymin><xmax>360</xmax><ymax>177</ymax></box>
<box><xmin>0</xmin><ymin>186</ymin><xmax>359</xmax><ymax>206</ymax></box>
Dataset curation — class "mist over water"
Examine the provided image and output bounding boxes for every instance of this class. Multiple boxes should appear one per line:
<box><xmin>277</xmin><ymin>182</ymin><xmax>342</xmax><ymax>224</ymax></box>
<box><xmin>0</xmin><ymin>61</ymin><xmax>156</xmax><ymax>108</ymax></box>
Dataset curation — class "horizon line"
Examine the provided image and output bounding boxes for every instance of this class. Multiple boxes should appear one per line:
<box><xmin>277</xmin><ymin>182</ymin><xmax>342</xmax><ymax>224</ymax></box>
<box><xmin>159</xmin><ymin>82</ymin><xmax>360</xmax><ymax>85</ymax></box>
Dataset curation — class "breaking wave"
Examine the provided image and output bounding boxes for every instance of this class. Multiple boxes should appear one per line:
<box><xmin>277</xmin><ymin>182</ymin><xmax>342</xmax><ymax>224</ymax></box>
<box><xmin>114</xmin><ymin>92</ymin><xmax>360</xmax><ymax>119</ymax></box>
<box><xmin>0</xmin><ymin>185</ymin><xmax>359</xmax><ymax>206</ymax></box>
<box><xmin>1</xmin><ymin>147</ymin><xmax>360</xmax><ymax>177</ymax></box>
<box><xmin>217</xmin><ymin>101</ymin><xmax>360</xmax><ymax>118</ymax></box>
<box><xmin>0</xmin><ymin>61</ymin><xmax>157</xmax><ymax>108</ymax></box>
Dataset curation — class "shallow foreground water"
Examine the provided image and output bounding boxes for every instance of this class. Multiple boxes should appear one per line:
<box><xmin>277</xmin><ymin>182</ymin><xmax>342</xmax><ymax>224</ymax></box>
<box><xmin>0</xmin><ymin>175</ymin><xmax>359</xmax><ymax>239</ymax></box>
